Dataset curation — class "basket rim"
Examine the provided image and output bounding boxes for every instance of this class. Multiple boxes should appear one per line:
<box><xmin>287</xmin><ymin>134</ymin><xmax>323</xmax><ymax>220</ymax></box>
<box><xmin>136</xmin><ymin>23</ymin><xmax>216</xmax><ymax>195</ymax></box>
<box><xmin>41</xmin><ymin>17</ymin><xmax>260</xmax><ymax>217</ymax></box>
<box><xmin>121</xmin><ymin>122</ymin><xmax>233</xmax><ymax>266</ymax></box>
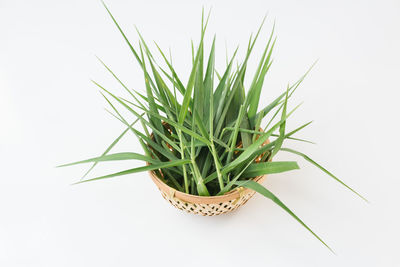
<box><xmin>148</xmin><ymin>170</ymin><xmax>266</xmax><ymax>204</ymax></box>
<box><xmin>148</xmin><ymin>123</ymin><xmax>269</xmax><ymax>204</ymax></box>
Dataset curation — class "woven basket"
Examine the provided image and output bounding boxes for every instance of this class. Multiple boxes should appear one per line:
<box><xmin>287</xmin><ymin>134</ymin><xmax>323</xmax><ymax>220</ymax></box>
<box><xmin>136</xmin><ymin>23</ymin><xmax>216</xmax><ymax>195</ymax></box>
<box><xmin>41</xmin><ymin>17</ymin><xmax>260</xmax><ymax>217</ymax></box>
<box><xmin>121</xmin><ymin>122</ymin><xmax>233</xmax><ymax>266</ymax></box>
<box><xmin>148</xmin><ymin>123</ymin><xmax>269</xmax><ymax>216</ymax></box>
<box><xmin>149</xmin><ymin>171</ymin><xmax>266</xmax><ymax>216</ymax></box>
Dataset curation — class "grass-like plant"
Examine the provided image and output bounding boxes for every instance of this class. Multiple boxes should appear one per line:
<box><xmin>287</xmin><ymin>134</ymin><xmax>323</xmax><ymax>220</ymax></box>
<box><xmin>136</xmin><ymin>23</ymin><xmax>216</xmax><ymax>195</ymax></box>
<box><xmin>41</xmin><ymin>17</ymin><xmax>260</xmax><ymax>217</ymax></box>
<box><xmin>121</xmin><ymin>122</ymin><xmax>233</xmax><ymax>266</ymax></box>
<box><xmin>60</xmin><ymin>2</ymin><xmax>366</xmax><ymax>251</ymax></box>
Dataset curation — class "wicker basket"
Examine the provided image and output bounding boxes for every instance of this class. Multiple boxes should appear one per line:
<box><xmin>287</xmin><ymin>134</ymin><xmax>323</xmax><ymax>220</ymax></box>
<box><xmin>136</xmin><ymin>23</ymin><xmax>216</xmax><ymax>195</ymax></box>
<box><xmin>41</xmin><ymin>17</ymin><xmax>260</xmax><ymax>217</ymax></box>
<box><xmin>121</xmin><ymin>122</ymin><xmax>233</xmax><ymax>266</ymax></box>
<box><xmin>149</xmin><ymin>171</ymin><xmax>266</xmax><ymax>216</ymax></box>
<box><xmin>148</xmin><ymin>123</ymin><xmax>269</xmax><ymax>216</ymax></box>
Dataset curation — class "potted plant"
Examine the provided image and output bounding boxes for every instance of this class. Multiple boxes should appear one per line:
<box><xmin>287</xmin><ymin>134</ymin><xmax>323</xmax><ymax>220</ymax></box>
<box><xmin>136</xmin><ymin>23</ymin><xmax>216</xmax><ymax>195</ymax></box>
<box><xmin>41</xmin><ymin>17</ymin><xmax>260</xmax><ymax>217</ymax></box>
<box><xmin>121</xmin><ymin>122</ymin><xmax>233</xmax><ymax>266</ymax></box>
<box><xmin>59</xmin><ymin>2</ymin><xmax>366</xmax><ymax>251</ymax></box>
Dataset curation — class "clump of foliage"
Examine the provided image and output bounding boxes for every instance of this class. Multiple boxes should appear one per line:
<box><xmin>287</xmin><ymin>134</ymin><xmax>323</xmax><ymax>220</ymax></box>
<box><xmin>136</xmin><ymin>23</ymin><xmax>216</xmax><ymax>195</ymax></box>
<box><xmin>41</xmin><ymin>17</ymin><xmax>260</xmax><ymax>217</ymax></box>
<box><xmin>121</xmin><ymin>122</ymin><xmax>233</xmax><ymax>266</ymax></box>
<box><xmin>60</xmin><ymin>2</ymin><xmax>365</xmax><ymax>251</ymax></box>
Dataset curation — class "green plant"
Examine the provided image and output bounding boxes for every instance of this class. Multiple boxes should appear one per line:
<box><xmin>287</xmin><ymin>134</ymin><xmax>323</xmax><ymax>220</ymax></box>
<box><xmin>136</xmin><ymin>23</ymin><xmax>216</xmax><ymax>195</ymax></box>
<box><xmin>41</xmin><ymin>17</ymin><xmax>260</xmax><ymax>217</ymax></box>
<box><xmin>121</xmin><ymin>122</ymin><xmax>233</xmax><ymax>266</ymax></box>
<box><xmin>59</xmin><ymin>2</ymin><xmax>366</xmax><ymax>251</ymax></box>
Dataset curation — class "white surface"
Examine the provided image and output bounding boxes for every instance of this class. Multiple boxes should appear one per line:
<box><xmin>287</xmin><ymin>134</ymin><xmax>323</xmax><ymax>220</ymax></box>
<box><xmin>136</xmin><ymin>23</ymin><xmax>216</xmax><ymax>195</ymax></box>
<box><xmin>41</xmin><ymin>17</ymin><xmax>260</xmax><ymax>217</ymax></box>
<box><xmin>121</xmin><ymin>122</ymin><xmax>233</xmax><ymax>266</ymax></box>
<box><xmin>1</xmin><ymin>0</ymin><xmax>400</xmax><ymax>266</ymax></box>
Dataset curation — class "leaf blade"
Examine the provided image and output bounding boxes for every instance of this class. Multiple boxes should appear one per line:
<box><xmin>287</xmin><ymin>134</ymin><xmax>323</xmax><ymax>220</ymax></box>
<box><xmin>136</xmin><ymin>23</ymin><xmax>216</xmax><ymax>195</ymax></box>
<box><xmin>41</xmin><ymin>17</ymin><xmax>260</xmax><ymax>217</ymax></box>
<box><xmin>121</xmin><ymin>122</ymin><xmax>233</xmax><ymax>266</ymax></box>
<box><xmin>240</xmin><ymin>161</ymin><xmax>299</xmax><ymax>178</ymax></box>
<box><xmin>280</xmin><ymin>148</ymin><xmax>368</xmax><ymax>202</ymax></box>
<box><xmin>234</xmin><ymin>180</ymin><xmax>334</xmax><ymax>252</ymax></box>
<box><xmin>58</xmin><ymin>152</ymin><xmax>156</xmax><ymax>168</ymax></box>
<box><xmin>75</xmin><ymin>159</ymin><xmax>191</xmax><ymax>184</ymax></box>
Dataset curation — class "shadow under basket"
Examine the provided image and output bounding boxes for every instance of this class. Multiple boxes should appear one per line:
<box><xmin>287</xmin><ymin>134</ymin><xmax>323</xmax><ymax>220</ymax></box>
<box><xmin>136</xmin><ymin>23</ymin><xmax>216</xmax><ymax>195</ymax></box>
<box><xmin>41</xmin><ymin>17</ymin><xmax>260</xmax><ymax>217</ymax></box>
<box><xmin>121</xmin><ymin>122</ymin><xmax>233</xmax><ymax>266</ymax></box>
<box><xmin>148</xmin><ymin>171</ymin><xmax>266</xmax><ymax>216</ymax></box>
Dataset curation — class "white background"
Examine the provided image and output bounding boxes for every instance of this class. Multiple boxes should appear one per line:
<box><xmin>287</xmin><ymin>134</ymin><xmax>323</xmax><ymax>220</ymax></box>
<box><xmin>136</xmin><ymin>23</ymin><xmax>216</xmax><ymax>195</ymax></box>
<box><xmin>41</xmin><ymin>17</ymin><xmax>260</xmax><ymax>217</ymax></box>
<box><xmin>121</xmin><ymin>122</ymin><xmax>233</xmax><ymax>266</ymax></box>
<box><xmin>1</xmin><ymin>0</ymin><xmax>400</xmax><ymax>266</ymax></box>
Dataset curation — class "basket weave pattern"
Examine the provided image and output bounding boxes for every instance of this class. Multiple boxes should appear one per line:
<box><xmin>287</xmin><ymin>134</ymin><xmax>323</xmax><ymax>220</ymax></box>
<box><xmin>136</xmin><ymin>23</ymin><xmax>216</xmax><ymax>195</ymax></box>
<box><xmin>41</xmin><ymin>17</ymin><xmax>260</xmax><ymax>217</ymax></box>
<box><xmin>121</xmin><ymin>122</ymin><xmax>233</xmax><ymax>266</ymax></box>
<box><xmin>148</xmin><ymin>127</ymin><xmax>269</xmax><ymax>216</ymax></box>
<box><xmin>149</xmin><ymin>171</ymin><xmax>266</xmax><ymax>216</ymax></box>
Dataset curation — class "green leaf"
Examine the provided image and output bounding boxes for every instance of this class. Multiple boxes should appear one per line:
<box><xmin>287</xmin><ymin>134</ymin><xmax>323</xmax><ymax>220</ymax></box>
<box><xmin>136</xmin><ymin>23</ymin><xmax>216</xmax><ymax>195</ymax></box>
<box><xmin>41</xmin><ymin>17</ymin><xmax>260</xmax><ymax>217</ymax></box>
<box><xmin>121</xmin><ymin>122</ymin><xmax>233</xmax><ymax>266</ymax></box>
<box><xmin>102</xmin><ymin>93</ymin><xmax>180</xmax><ymax>165</ymax></box>
<box><xmin>75</xmin><ymin>159</ymin><xmax>191</xmax><ymax>184</ymax></box>
<box><xmin>154</xmin><ymin>42</ymin><xmax>186</xmax><ymax>95</ymax></box>
<box><xmin>178</xmin><ymin>17</ymin><xmax>208</xmax><ymax>125</ymax></box>
<box><xmin>270</xmin><ymin>134</ymin><xmax>315</xmax><ymax>144</ymax></box>
<box><xmin>251</xmin><ymin>90</ymin><xmax>285</xmax><ymax>126</ymax></box>
<box><xmin>206</xmin><ymin>101</ymin><xmax>302</xmax><ymax>183</ymax></box>
<box><xmin>221</xmin><ymin>113</ymin><xmax>287</xmax><ymax>176</ymax></box>
<box><xmin>146</xmin><ymin>54</ymin><xmax>176</xmax><ymax>111</ymax></box>
<box><xmin>96</xmin><ymin>56</ymin><xmax>136</xmax><ymax>99</ymax></box>
<box><xmin>122</xmin><ymin>96</ymin><xmax>211</xmax><ymax>146</ymax></box>
<box><xmin>226</xmin><ymin>104</ymin><xmax>245</xmax><ymax>165</ymax></box>
<box><xmin>58</xmin><ymin>152</ymin><xmax>156</xmax><ymax>167</ymax></box>
<box><xmin>188</xmin><ymin>79</ymin><xmax>209</xmax><ymax>196</ymax></box>
<box><xmin>96</xmin><ymin>82</ymin><xmax>182</xmax><ymax>154</ymax></box>
<box><xmin>280</xmin><ymin>148</ymin><xmax>368</xmax><ymax>202</ymax></box>
<box><xmin>284</xmin><ymin>121</ymin><xmax>313</xmax><ymax>139</ymax></box>
<box><xmin>102</xmin><ymin>1</ymin><xmax>142</xmax><ymax>66</ymax></box>
<box><xmin>271</xmin><ymin>86</ymin><xmax>288</xmax><ymax>158</ymax></box>
<box><xmin>203</xmin><ymin>36</ymin><xmax>216</xmax><ymax>124</ymax></box>
<box><xmin>138</xmin><ymin>43</ymin><xmax>164</xmax><ymax>138</ymax></box>
<box><xmin>208</xmin><ymin>62</ymin><xmax>225</xmax><ymax>191</ymax></box>
<box><xmin>223</xmin><ymin>17</ymin><xmax>267</xmax><ymax>126</ymax></box>
<box><xmin>194</xmin><ymin>34</ymin><xmax>205</xmax><ymax>121</ymax></box>
<box><xmin>251</xmin><ymin>60</ymin><xmax>318</xmax><ymax>126</ymax></box>
<box><xmin>247</xmin><ymin>24</ymin><xmax>275</xmax><ymax>119</ymax></box>
<box><xmin>234</xmin><ymin>180</ymin><xmax>334</xmax><ymax>252</ymax></box>
<box><xmin>213</xmin><ymin>48</ymin><xmax>238</xmax><ymax>121</ymax></box>
<box><xmin>240</xmin><ymin>112</ymin><xmax>252</xmax><ymax>149</ymax></box>
<box><xmin>80</xmin><ymin>118</ymin><xmax>139</xmax><ymax>179</ymax></box>
<box><xmin>241</xmin><ymin>161</ymin><xmax>299</xmax><ymax>178</ymax></box>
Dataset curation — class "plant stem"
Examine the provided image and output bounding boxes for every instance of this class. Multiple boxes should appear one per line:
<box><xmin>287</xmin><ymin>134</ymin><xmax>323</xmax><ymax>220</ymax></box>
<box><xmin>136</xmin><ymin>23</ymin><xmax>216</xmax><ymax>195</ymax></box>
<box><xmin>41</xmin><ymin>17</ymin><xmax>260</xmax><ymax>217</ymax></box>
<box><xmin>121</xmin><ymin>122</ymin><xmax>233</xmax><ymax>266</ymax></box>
<box><xmin>190</xmin><ymin>132</ymin><xmax>209</xmax><ymax>196</ymax></box>
<box><xmin>226</xmin><ymin>104</ymin><xmax>245</xmax><ymax>165</ymax></box>
<box><xmin>177</xmin><ymin>129</ymin><xmax>189</xmax><ymax>193</ymax></box>
<box><xmin>210</xmin><ymin>142</ymin><xmax>224</xmax><ymax>191</ymax></box>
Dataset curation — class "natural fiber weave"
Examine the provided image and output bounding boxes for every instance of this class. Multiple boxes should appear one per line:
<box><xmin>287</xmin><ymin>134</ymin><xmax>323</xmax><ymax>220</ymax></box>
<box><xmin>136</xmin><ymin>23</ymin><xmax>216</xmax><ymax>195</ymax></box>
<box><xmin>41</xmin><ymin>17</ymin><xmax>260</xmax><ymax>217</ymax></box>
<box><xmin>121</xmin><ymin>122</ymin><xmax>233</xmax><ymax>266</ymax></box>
<box><xmin>148</xmin><ymin>125</ymin><xmax>269</xmax><ymax>216</ymax></box>
<box><xmin>149</xmin><ymin>172</ymin><xmax>266</xmax><ymax>216</ymax></box>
